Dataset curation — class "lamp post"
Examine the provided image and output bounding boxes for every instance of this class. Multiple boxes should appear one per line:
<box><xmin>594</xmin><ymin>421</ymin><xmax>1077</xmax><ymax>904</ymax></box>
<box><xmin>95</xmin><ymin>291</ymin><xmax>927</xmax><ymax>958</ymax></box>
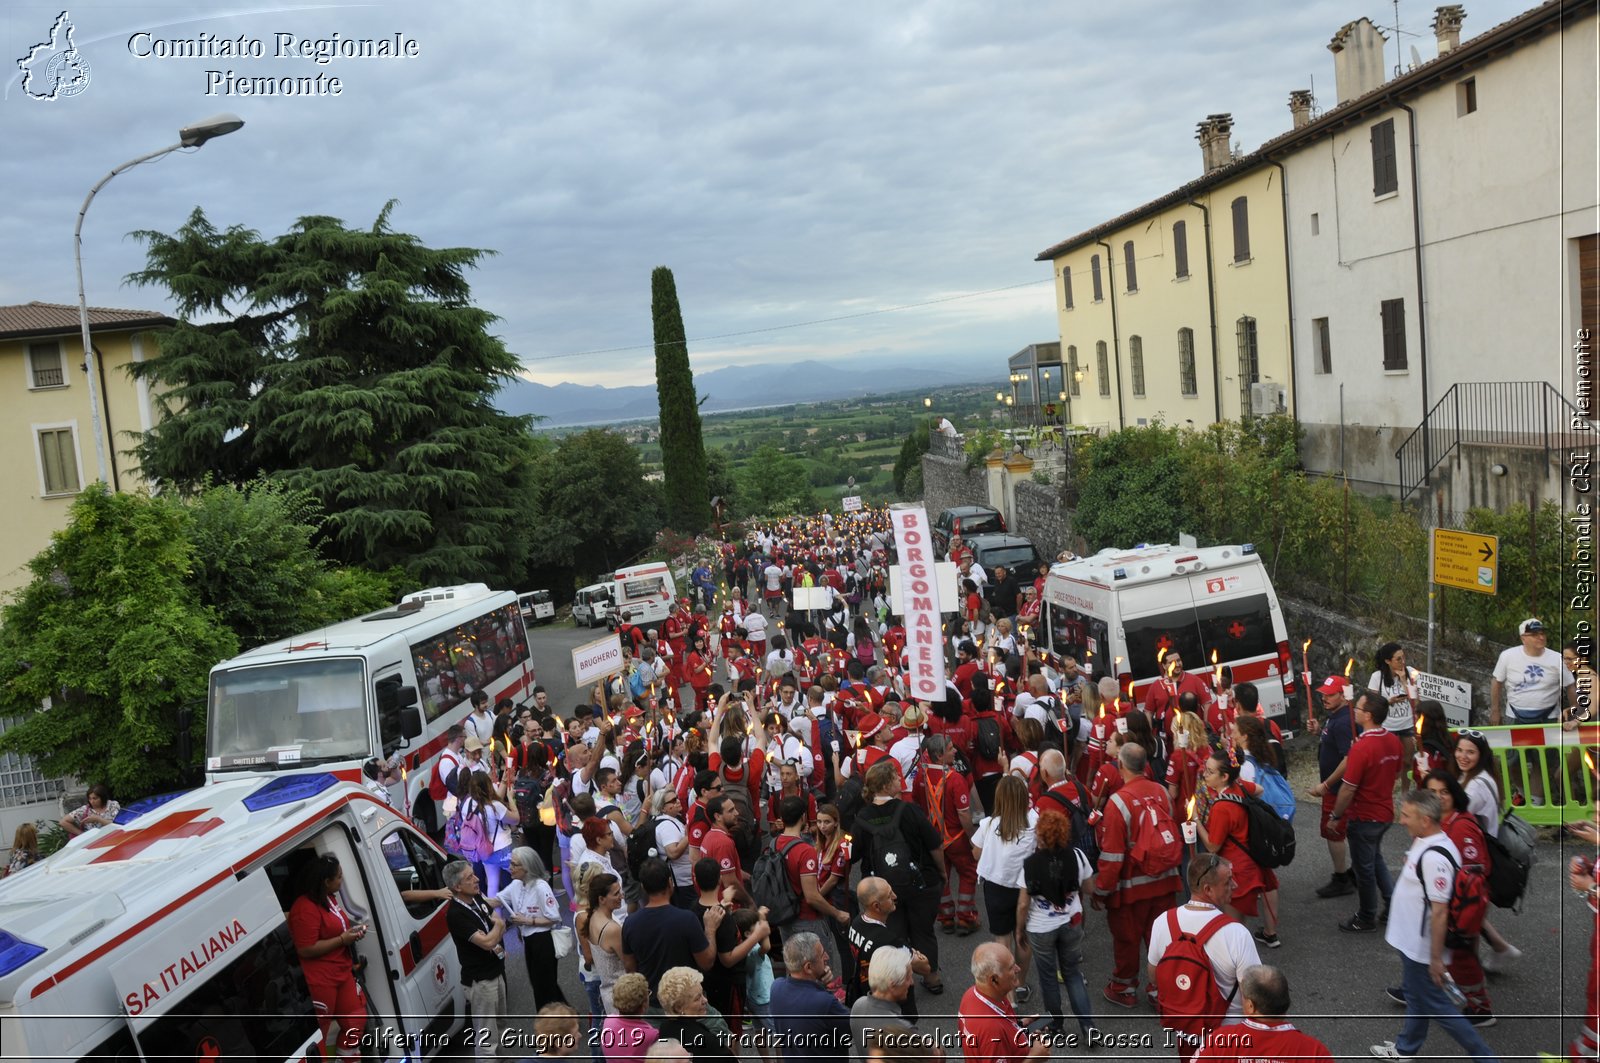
<box><xmin>74</xmin><ymin>112</ymin><xmax>244</xmax><ymax>484</ymax></box>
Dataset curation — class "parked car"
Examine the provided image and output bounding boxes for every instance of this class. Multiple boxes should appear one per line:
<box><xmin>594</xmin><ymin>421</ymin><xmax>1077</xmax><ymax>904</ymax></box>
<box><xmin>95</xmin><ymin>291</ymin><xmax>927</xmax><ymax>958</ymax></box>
<box><xmin>932</xmin><ymin>505</ymin><xmax>1006</xmax><ymax>558</ymax></box>
<box><xmin>572</xmin><ymin>582</ymin><xmax>614</xmax><ymax>628</ymax></box>
<box><xmin>964</xmin><ymin>532</ymin><xmax>1046</xmax><ymax>587</ymax></box>
<box><xmin>519</xmin><ymin>589</ymin><xmax>555</xmax><ymax>624</ymax></box>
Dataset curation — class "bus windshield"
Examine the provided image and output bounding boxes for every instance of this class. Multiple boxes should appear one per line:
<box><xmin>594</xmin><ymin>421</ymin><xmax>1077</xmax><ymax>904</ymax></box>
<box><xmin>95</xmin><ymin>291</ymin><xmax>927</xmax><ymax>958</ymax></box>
<box><xmin>207</xmin><ymin>658</ymin><xmax>368</xmax><ymax>771</ymax></box>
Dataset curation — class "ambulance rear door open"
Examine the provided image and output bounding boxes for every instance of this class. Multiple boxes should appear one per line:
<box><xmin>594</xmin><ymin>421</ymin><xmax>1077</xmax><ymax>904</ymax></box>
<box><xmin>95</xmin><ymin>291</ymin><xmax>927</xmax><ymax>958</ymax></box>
<box><xmin>108</xmin><ymin>869</ymin><xmax>322</xmax><ymax>1062</ymax></box>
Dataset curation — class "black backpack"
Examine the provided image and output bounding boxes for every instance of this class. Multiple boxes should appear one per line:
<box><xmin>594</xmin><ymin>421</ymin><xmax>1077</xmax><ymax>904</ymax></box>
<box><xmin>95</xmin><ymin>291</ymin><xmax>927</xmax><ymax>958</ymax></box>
<box><xmin>863</xmin><ymin>803</ymin><xmax>927</xmax><ymax>893</ymax></box>
<box><xmin>835</xmin><ymin>775</ymin><xmax>866</xmax><ymax>835</ymax></box>
<box><xmin>750</xmin><ymin>834</ymin><xmax>804</xmax><ymax>927</ymax></box>
<box><xmin>1481</xmin><ymin>831</ymin><xmax>1531</xmax><ymax>910</ymax></box>
<box><xmin>1022</xmin><ymin>845</ymin><xmax>1081</xmax><ymax>908</ymax></box>
<box><xmin>1219</xmin><ymin>790</ymin><xmax>1296</xmax><ymax>869</ymax></box>
<box><xmin>975</xmin><ymin>716</ymin><xmax>1002</xmax><ymax>760</ymax></box>
<box><xmin>1040</xmin><ymin>781</ymin><xmax>1101</xmax><ymax>864</ymax></box>
<box><xmin>626</xmin><ymin>815</ymin><xmax>664</xmax><ymax>877</ymax></box>
<box><xmin>1035</xmin><ymin>696</ymin><xmax>1067</xmax><ymax>751</ymax></box>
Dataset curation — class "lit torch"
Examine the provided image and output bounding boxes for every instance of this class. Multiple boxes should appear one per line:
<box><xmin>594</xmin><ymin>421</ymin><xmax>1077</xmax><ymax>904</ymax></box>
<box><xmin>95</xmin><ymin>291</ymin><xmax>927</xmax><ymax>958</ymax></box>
<box><xmin>1211</xmin><ymin>649</ymin><xmax>1222</xmax><ymax>694</ymax></box>
<box><xmin>1182</xmin><ymin>795</ymin><xmax>1199</xmax><ymax>845</ymax></box>
<box><xmin>1585</xmin><ymin>749</ymin><xmax>1596</xmax><ymax>777</ymax></box>
<box><xmin>1343</xmin><ymin>657</ymin><xmax>1355</xmax><ymax>702</ymax></box>
<box><xmin>1301</xmin><ymin>639</ymin><xmax>1313</xmax><ymax>701</ymax></box>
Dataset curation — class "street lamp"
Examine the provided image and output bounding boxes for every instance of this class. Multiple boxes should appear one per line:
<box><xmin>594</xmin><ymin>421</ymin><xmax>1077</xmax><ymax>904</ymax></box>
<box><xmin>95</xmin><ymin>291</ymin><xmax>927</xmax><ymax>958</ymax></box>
<box><xmin>74</xmin><ymin>112</ymin><xmax>245</xmax><ymax>484</ymax></box>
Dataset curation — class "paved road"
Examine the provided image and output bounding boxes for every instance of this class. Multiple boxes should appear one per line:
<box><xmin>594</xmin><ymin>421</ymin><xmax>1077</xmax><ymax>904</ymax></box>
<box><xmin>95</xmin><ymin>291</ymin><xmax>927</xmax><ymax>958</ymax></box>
<box><xmin>456</xmin><ymin>623</ymin><xmax>1593</xmax><ymax>1060</ymax></box>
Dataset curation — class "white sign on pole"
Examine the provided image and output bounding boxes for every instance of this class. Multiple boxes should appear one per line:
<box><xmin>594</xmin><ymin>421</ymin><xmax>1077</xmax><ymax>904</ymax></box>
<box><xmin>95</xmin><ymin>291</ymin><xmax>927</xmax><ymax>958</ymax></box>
<box><xmin>571</xmin><ymin>633</ymin><xmax>624</xmax><ymax>687</ymax></box>
<box><xmin>1415</xmin><ymin>671</ymin><xmax>1473</xmax><ymax>728</ymax></box>
<box><xmin>791</xmin><ymin>586</ymin><xmax>833</xmax><ymax>611</ymax></box>
<box><xmin>888</xmin><ymin>562</ymin><xmax>960</xmax><ymax>617</ymax></box>
<box><xmin>889</xmin><ymin>504</ymin><xmax>947</xmax><ymax>701</ymax></box>
<box><xmin>842</xmin><ymin>495</ymin><xmax>863</xmax><ymax>513</ymax></box>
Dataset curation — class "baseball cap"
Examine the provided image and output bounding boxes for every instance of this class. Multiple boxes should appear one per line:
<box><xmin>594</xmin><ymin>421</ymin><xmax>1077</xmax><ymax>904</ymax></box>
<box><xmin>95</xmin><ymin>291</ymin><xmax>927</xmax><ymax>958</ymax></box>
<box><xmin>1316</xmin><ymin>676</ymin><xmax>1346</xmax><ymax>695</ymax></box>
<box><xmin>464</xmin><ymin>736</ymin><xmax>486</xmax><ymax>752</ymax></box>
<box><xmin>1519</xmin><ymin>618</ymin><xmax>1545</xmax><ymax>635</ymax></box>
<box><xmin>858</xmin><ymin>713</ymin><xmax>888</xmax><ymax>740</ymax></box>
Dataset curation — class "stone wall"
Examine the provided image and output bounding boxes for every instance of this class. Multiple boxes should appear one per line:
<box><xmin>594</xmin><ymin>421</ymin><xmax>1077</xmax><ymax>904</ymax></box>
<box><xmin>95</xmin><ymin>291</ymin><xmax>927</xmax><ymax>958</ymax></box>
<box><xmin>1013</xmin><ymin>479</ymin><xmax>1077</xmax><ymax>559</ymax></box>
<box><xmin>920</xmin><ymin>433</ymin><xmax>988</xmax><ymax>517</ymax></box>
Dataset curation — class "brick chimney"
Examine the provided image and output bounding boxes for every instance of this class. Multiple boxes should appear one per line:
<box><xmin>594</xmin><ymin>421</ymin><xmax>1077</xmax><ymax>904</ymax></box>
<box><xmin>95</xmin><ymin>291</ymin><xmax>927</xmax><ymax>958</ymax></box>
<box><xmin>1196</xmin><ymin>114</ymin><xmax>1235</xmax><ymax>173</ymax></box>
<box><xmin>1328</xmin><ymin>18</ymin><xmax>1389</xmax><ymax>104</ymax></box>
<box><xmin>1288</xmin><ymin>89</ymin><xmax>1314</xmax><ymax>129</ymax></box>
<box><xmin>1433</xmin><ymin>5</ymin><xmax>1466</xmax><ymax>54</ymax></box>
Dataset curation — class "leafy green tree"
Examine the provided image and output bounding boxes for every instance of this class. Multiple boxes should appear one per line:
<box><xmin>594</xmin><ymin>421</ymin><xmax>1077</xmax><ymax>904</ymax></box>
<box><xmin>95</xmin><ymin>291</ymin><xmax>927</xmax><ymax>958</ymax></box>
<box><xmin>893</xmin><ymin>421</ymin><xmax>931</xmax><ymax>496</ymax></box>
<box><xmin>1073</xmin><ymin>424</ymin><xmax>1193</xmax><ymax>550</ymax></box>
<box><xmin>651</xmin><ymin>266</ymin><xmax>711</xmax><ymax>532</ymax></box>
<box><xmin>126</xmin><ymin>203</ymin><xmax>539</xmax><ymax>585</ymax></box>
<box><xmin>528</xmin><ymin>429</ymin><xmax>662</xmax><ymax>579</ymax></box>
<box><xmin>0</xmin><ymin>487</ymin><xmax>238</xmax><ymax>797</ymax></box>
<box><xmin>705</xmin><ymin>447</ymin><xmax>737</xmax><ymax>517</ymax></box>
<box><xmin>738</xmin><ymin>444</ymin><xmax>819</xmax><ymax>516</ymax></box>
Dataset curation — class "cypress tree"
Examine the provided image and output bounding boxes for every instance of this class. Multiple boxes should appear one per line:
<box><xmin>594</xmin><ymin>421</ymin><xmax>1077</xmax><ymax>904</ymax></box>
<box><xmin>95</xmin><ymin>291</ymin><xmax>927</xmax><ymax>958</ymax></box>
<box><xmin>651</xmin><ymin>266</ymin><xmax>711</xmax><ymax>532</ymax></box>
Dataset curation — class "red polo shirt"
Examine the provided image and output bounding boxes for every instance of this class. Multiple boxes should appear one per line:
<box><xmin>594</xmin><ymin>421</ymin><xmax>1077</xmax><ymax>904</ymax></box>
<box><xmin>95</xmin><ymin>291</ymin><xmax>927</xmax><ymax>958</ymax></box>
<box><xmin>959</xmin><ymin>986</ymin><xmax>1030</xmax><ymax>1063</ymax></box>
<box><xmin>700</xmin><ymin>825</ymin><xmax>742</xmax><ymax>878</ymax></box>
<box><xmin>1342</xmin><ymin>727</ymin><xmax>1402</xmax><ymax>822</ymax></box>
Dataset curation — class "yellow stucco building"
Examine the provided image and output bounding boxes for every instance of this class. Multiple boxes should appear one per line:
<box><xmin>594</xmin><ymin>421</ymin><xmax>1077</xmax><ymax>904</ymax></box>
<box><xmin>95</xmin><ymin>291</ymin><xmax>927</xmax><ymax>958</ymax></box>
<box><xmin>1037</xmin><ymin>116</ymin><xmax>1293</xmax><ymax>432</ymax></box>
<box><xmin>0</xmin><ymin>301</ymin><xmax>171</xmax><ymax>595</ymax></box>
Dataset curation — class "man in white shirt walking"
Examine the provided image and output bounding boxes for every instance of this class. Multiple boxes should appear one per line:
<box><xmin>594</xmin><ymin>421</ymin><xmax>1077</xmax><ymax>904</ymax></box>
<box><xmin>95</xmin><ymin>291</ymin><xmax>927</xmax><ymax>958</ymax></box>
<box><xmin>1490</xmin><ymin>617</ymin><xmax>1575</xmax><ymax>806</ymax></box>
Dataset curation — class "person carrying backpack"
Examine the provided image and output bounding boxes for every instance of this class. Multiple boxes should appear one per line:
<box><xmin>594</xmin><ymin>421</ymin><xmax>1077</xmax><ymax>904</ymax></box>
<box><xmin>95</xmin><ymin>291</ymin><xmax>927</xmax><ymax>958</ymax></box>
<box><xmin>1092</xmin><ymin>742</ymin><xmax>1183</xmax><ymax>1010</ymax></box>
<box><xmin>1147</xmin><ymin>852</ymin><xmax>1262</xmax><ymax>1063</ymax></box>
<box><xmin>851</xmin><ymin>758</ymin><xmax>948</xmax><ymax>996</ymax></box>
<box><xmin>1200</xmin><ymin>753</ymin><xmax>1282</xmax><ymax>950</ymax></box>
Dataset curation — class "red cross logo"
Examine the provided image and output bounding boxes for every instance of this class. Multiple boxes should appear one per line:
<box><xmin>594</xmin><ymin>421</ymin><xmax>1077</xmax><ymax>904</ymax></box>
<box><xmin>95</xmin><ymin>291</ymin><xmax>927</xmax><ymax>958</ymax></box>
<box><xmin>86</xmin><ymin>808</ymin><xmax>225</xmax><ymax>863</ymax></box>
<box><xmin>1155</xmin><ymin>635</ymin><xmax>1174</xmax><ymax>654</ymax></box>
<box><xmin>1228</xmin><ymin>621</ymin><xmax>1246</xmax><ymax>640</ymax></box>
<box><xmin>197</xmin><ymin>1035</ymin><xmax>221</xmax><ymax>1059</ymax></box>
<box><xmin>433</xmin><ymin>960</ymin><xmax>448</xmax><ymax>989</ymax></box>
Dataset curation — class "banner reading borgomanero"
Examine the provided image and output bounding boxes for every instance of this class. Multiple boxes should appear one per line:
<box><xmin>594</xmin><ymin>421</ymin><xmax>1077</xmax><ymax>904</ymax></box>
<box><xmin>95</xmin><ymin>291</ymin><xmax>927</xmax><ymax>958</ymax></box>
<box><xmin>890</xmin><ymin>503</ymin><xmax>946</xmax><ymax>701</ymax></box>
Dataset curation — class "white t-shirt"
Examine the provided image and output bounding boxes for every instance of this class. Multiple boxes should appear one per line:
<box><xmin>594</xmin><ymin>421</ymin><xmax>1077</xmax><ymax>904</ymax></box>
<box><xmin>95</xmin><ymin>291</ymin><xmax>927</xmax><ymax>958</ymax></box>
<box><xmin>1011</xmin><ymin>848</ymin><xmax>1093</xmax><ymax>933</ymax></box>
<box><xmin>766</xmin><ymin>734</ymin><xmax>814</xmax><ymax>792</ymax></box>
<box><xmin>1368</xmin><ymin>669</ymin><xmax>1417</xmax><ymax>733</ymax></box>
<box><xmin>1464</xmin><ymin>773</ymin><xmax>1502</xmax><ymax>836</ymax></box>
<box><xmin>498</xmin><ymin>875</ymin><xmax>560</xmax><ymax>938</ymax></box>
<box><xmin>1146</xmin><ymin>903</ymin><xmax>1261</xmax><ymax>1023</ymax></box>
<box><xmin>464</xmin><ymin>710</ymin><xmax>495</xmax><ymax>744</ymax></box>
<box><xmin>651</xmin><ymin>815</ymin><xmax>694</xmax><ymax>886</ymax></box>
<box><xmin>1493</xmin><ymin>647</ymin><xmax>1572</xmax><ymax>718</ymax></box>
<box><xmin>973</xmin><ymin>809</ymin><xmax>1039</xmax><ymax>885</ymax></box>
<box><xmin>1385</xmin><ymin>833</ymin><xmax>1461</xmax><ymax>964</ymax></box>
<box><xmin>742</xmin><ymin>612</ymin><xmax>768</xmax><ymax>641</ymax></box>
<box><xmin>889</xmin><ymin>733</ymin><xmax>925</xmax><ymax>781</ymax></box>
<box><xmin>766</xmin><ymin>650</ymin><xmax>796</xmax><ymax>677</ymax></box>
<box><xmin>764</xmin><ymin>564</ymin><xmax>786</xmax><ymax>593</ymax></box>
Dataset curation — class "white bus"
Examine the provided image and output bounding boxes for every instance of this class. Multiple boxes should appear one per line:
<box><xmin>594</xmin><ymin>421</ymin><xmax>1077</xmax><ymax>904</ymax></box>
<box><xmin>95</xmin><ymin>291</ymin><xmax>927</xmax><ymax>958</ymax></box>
<box><xmin>204</xmin><ymin>584</ymin><xmax>536</xmax><ymax>834</ymax></box>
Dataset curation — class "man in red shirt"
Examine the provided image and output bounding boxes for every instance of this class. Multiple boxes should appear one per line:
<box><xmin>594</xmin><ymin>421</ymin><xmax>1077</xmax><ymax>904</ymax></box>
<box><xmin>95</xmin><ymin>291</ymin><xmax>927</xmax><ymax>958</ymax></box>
<box><xmin>1194</xmin><ymin>964</ymin><xmax>1332</xmax><ymax>1061</ymax></box>
<box><xmin>698</xmin><ymin>793</ymin><xmax>752</xmax><ymax>907</ymax></box>
<box><xmin>839</xmin><ymin>712</ymin><xmax>903</xmax><ymax>791</ymax></box>
<box><xmin>958</xmin><ymin>942</ymin><xmax>1051</xmax><ymax>1063</ymax></box>
<box><xmin>952</xmin><ymin>642</ymin><xmax>982</xmax><ymax>699</ymax></box>
<box><xmin>915</xmin><ymin>734</ymin><xmax>978</xmax><ymax>933</ymax></box>
<box><xmin>774</xmin><ymin>794</ymin><xmax>849</xmax><ymax>978</ymax></box>
<box><xmin>1330</xmin><ymin>691</ymin><xmax>1402</xmax><ymax>933</ymax></box>
<box><xmin>1092</xmin><ymin>742</ymin><xmax>1182</xmax><ymax>1009</ymax></box>
<box><xmin>1143</xmin><ymin>652</ymin><xmax>1212</xmax><ymax>733</ymax></box>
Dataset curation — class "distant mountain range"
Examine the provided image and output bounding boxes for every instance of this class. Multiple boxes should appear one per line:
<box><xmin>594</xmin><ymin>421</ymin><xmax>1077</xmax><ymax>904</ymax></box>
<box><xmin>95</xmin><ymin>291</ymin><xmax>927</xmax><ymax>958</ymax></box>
<box><xmin>497</xmin><ymin>360</ymin><xmax>991</xmax><ymax>425</ymax></box>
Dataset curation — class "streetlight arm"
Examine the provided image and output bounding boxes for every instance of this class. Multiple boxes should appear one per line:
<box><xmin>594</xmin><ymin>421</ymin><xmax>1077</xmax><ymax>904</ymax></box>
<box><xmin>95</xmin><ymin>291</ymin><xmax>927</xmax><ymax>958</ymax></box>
<box><xmin>72</xmin><ymin>140</ymin><xmax>184</xmax><ymax>485</ymax></box>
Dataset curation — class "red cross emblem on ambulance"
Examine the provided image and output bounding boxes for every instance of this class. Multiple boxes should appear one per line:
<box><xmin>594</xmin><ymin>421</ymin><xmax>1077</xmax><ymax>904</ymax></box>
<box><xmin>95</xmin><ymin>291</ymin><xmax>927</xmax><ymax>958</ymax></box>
<box><xmin>1206</xmin><ymin>578</ymin><xmax>1227</xmax><ymax>594</ymax></box>
<box><xmin>85</xmin><ymin>808</ymin><xmax>225</xmax><ymax>863</ymax></box>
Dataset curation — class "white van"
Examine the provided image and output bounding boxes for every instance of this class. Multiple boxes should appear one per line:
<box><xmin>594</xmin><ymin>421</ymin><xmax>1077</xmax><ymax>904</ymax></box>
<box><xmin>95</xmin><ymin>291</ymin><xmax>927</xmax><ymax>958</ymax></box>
<box><xmin>573</xmin><ymin>582</ymin><xmax>614</xmax><ymax>628</ymax></box>
<box><xmin>611</xmin><ymin>561</ymin><xmax>677</xmax><ymax>629</ymax></box>
<box><xmin>1040</xmin><ymin>543</ymin><xmax>1297</xmax><ymax>718</ymax></box>
<box><xmin>0</xmin><ymin>776</ymin><xmax>464</xmax><ymax>1061</ymax></box>
<box><xmin>519</xmin><ymin>589</ymin><xmax>555</xmax><ymax>624</ymax></box>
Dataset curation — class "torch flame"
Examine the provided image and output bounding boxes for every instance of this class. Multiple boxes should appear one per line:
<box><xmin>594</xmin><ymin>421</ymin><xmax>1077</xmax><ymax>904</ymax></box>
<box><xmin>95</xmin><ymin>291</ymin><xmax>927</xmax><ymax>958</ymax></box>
<box><xmin>1586</xmin><ymin>750</ymin><xmax>1596</xmax><ymax>775</ymax></box>
<box><xmin>1185</xmin><ymin>794</ymin><xmax>1196</xmax><ymax>820</ymax></box>
<box><xmin>1157</xmin><ymin>647</ymin><xmax>1169</xmax><ymax>664</ymax></box>
<box><xmin>1303</xmin><ymin>638</ymin><xmax>1312</xmax><ymax>654</ymax></box>
<box><xmin>1344</xmin><ymin>657</ymin><xmax>1354</xmax><ymax>678</ymax></box>
<box><xmin>1415</xmin><ymin>716</ymin><xmax>1425</xmax><ymax>735</ymax></box>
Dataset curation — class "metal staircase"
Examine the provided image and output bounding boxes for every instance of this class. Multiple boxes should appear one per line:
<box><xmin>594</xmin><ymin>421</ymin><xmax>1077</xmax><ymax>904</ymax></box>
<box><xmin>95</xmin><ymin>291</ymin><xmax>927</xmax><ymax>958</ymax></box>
<box><xmin>1395</xmin><ymin>381</ymin><xmax>1593</xmax><ymax>500</ymax></box>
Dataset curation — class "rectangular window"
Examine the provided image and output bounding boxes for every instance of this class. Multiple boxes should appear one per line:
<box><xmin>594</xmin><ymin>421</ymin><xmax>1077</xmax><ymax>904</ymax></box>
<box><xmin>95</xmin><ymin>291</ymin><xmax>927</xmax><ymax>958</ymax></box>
<box><xmin>1173</xmin><ymin>221</ymin><xmax>1189</xmax><ymax>278</ymax></box>
<box><xmin>1196</xmin><ymin>594</ymin><xmax>1278</xmax><ymax>663</ymax></box>
<box><xmin>1096</xmin><ymin>340</ymin><xmax>1110</xmax><ymax>397</ymax></box>
<box><xmin>1178</xmin><ymin>327</ymin><xmax>1198</xmax><ymax>396</ymax></box>
<box><xmin>411</xmin><ymin>603</ymin><xmax>530</xmax><ymax>722</ymax></box>
<box><xmin>1130</xmin><ymin>335</ymin><xmax>1145</xmax><ymax>397</ymax></box>
<box><xmin>1123</xmin><ymin>241</ymin><xmax>1138</xmax><ymax>292</ymax></box>
<box><xmin>1312</xmin><ymin>317</ymin><xmax>1332</xmax><ymax>374</ymax></box>
<box><xmin>1231</xmin><ymin>197</ymin><xmax>1251</xmax><ymax>262</ymax></box>
<box><xmin>1310</xmin><ymin>212</ymin><xmax>1320</xmax><ymax>236</ymax></box>
<box><xmin>0</xmin><ymin>715</ymin><xmax>64</xmax><ymax>808</ymax></box>
<box><xmin>1091</xmin><ymin>255</ymin><xmax>1103</xmax><ymax>302</ymax></box>
<box><xmin>1381</xmin><ymin>298</ymin><xmax>1407</xmax><ymax>370</ymax></box>
<box><xmin>37</xmin><ymin>427</ymin><xmax>79</xmax><ymax>495</ymax></box>
<box><xmin>1067</xmin><ymin>345</ymin><xmax>1080</xmax><ymax>397</ymax></box>
<box><xmin>1045</xmin><ymin>603</ymin><xmax>1110</xmax><ymax>667</ymax></box>
<box><xmin>28</xmin><ymin>342</ymin><xmax>65</xmax><ymax>389</ymax></box>
<box><xmin>1237</xmin><ymin>316</ymin><xmax>1259</xmax><ymax>414</ymax></box>
<box><xmin>1371</xmin><ymin>118</ymin><xmax>1398</xmax><ymax>196</ymax></box>
<box><xmin>1062</xmin><ymin>267</ymin><xmax>1074</xmax><ymax>310</ymax></box>
<box><xmin>1457</xmin><ymin>77</ymin><xmax>1477</xmax><ymax>116</ymax></box>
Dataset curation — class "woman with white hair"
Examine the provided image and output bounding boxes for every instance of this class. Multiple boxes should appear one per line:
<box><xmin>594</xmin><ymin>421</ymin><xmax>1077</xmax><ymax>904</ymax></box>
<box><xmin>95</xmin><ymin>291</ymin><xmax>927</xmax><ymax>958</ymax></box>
<box><xmin>657</xmin><ymin>966</ymin><xmax>735</xmax><ymax>1062</ymax></box>
<box><xmin>496</xmin><ymin>847</ymin><xmax>566</xmax><ymax>1010</ymax></box>
<box><xmin>849</xmin><ymin>947</ymin><xmax>917</xmax><ymax>1063</ymax></box>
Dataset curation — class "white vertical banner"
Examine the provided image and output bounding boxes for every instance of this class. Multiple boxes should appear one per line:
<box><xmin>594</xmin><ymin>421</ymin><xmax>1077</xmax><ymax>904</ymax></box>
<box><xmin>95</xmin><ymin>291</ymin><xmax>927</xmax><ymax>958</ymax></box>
<box><xmin>890</xmin><ymin>503</ymin><xmax>947</xmax><ymax>701</ymax></box>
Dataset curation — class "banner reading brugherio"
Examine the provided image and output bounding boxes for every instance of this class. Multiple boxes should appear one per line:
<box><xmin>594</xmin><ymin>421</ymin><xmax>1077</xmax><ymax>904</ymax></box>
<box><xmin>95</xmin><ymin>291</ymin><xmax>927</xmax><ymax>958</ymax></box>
<box><xmin>890</xmin><ymin>503</ymin><xmax>946</xmax><ymax>701</ymax></box>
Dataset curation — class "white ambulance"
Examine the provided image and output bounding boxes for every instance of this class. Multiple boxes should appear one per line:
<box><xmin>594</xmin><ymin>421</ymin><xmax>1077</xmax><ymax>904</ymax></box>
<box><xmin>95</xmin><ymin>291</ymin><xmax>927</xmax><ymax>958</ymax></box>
<box><xmin>610</xmin><ymin>561</ymin><xmax>678</xmax><ymax>628</ymax></box>
<box><xmin>1039</xmin><ymin>542</ymin><xmax>1298</xmax><ymax>718</ymax></box>
<box><xmin>0</xmin><ymin>775</ymin><xmax>465</xmax><ymax>1061</ymax></box>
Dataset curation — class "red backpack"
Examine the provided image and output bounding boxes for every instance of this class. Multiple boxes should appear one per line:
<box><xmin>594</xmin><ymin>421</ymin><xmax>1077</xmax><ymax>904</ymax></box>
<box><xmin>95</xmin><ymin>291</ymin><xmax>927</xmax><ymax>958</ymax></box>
<box><xmin>1155</xmin><ymin>909</ymin><xmax>1238</xmax><ymax>1044</ymax></box>
<box><xmin>1419</xmin><ymin>845</ymin><xmax>1490</xmax><ymax>947</ymax></box>
<box><xmin>1111</xmin><ymin>786</ymin><xmax>1183</xmax><ymax>877</ymax></box>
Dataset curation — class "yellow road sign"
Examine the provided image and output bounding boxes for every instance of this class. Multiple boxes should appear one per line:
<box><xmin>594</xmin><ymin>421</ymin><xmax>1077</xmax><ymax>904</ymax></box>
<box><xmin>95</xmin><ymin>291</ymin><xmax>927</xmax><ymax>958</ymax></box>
<box><xmin>1432</xmin><ymin>528</ymin><xmax>1498</xmax><ymax>595</ymax></box>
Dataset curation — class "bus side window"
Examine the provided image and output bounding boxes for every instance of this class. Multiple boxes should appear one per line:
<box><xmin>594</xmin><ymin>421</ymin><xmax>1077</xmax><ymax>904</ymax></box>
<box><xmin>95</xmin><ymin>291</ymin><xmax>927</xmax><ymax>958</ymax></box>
<box><xmin>381</xmin><ymin>828</ymin><xmax>448</xmax><ymax>918</ymax></box>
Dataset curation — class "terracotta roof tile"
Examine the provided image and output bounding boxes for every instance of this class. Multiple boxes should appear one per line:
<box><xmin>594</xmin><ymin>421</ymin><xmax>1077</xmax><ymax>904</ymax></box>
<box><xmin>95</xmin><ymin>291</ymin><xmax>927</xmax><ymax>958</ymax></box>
<box><xmin>0</xmin><ymin>300</ymin><xmax>171</xmax><ymax>340</ymax></box>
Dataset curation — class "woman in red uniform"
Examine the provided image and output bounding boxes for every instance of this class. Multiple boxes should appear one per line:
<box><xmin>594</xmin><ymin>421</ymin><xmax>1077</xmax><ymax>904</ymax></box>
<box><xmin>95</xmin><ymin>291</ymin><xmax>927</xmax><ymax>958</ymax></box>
<box><xmin>1200</xmin><ymin>753</ymin><xmax>1281</xmax><ymax>949</ymax></box>
<box><xmin>1424</xmin><ymin>769</ymin><xmax>1495</xmax><ymax>1023</ymax></box>
<box><xmin>288</xmin><ymin>854</ymin><xmax>368</xmax><ymax>1061</ymax></box>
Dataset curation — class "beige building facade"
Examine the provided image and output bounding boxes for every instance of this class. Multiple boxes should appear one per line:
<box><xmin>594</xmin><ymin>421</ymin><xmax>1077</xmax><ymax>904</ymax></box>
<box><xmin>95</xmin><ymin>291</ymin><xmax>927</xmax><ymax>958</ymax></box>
<box><xmin>0</xmin><ymin>301</ymin><xmax>170</xmax><ymax>595</ymax></box>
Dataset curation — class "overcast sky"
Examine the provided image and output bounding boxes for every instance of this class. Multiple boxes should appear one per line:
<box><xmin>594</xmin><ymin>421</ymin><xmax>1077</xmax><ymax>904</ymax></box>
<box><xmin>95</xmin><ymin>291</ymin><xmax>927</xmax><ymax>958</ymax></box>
<box><xmin>2</xmin><ymin>0</ymin><xmax>1536</xmax><ymax>388</ymax></box>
